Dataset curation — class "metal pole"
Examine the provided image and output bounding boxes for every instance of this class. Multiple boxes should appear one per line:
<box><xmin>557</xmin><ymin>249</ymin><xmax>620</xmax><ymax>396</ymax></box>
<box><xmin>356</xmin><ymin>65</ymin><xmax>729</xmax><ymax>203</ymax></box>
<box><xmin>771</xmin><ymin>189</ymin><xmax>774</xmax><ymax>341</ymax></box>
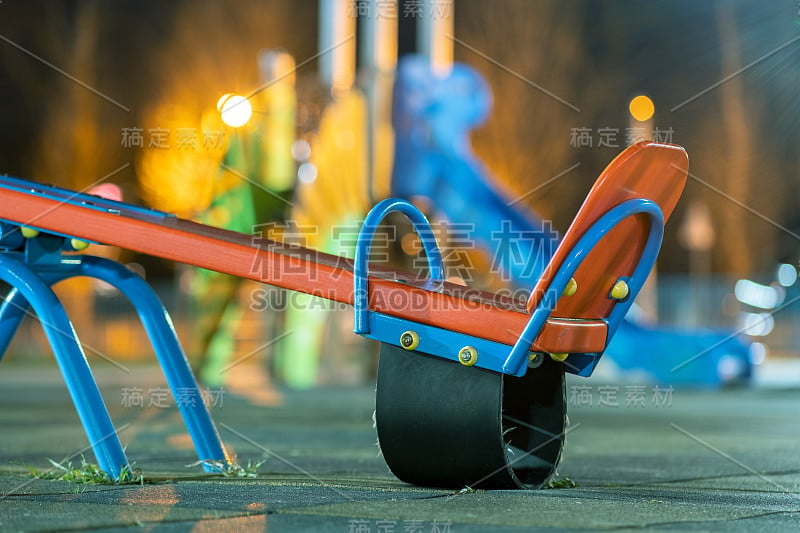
<box><xmin>417</xmin><ymin>0</ymin><xmax>453</xmax><ymax>76</ymax></box>
<box><xmin>360</xmin><ymin>0</ymin><xmax>398</xmax><ymax>200</ymax></box>
<box><xmin>318</xmin><ymin>0</ymin><xmax>357</xmax><ymax>93</ymax></box>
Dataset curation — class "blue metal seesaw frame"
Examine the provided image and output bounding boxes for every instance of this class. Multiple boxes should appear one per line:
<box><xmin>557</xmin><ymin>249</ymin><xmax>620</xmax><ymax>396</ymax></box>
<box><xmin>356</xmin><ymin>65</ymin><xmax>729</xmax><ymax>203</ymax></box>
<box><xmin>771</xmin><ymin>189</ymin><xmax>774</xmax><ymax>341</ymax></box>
<box><xmin>0</xmin><ymin>223</ymin><xmax>229</xmax><ymax>480</ymax></box>
<box><xmin>353</xmin><ymin>198</ymin><xmax>664</xmax><ymax>378</ymax></box>
<box><xmin>0</xmin><ymin>191</ymin><xmax>662</xmax><ymax>480</ymax></box>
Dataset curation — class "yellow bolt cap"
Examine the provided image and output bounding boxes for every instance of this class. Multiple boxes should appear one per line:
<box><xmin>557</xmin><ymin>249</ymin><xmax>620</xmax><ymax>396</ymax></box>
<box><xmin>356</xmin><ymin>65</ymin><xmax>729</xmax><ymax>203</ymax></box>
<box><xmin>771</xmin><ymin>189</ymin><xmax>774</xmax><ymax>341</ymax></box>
<box><xmin>458</xmin><ymin>346</ymin><xmax>478</xmax><ymax>366</ymax></box>
<box><xmin>70</xmin><ymin>239</ymin><xmax>90</xmax><ymax>251</ymax></box>
<box><xmin>550</xmin><ymin>353</ymin><xmax>569</xmax><ymax>362</ymax></box>
<box><xmin>610</xmin><ymin>279</ymin><xmax>630</xmax><ymax>300</ymax></box>
<box><xmin>399</xmin><ymin>331</ymin><xmax>420</xmax><ymax>351</ymax></box>
<box><xmin>562</xmin><ymin>277</ymin><xmax>577</xmax><ymax>297</ymax></box>
<box><xmin>20</xmin><ymin>227</ymin><xmax>39</xmax><ymax>239</ymax></box>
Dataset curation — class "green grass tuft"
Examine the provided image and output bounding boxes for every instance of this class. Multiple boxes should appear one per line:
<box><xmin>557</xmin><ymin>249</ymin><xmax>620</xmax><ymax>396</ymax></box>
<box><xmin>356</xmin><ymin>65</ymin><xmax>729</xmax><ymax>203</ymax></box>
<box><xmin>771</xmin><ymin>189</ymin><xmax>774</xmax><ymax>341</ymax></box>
<box><xmin>187</xmin><ymin>458</ymin><xmax>267</xmax><ymax>478</ymax></box>
<box><xmin>28</xmin><ymin>455</ymin><xmax>144</xmax><ymax>485</ymax></box>
<box><xmin>544</xmin><ymin>476</ymin><xmax>577</xmax><ymax>489</ymax></box>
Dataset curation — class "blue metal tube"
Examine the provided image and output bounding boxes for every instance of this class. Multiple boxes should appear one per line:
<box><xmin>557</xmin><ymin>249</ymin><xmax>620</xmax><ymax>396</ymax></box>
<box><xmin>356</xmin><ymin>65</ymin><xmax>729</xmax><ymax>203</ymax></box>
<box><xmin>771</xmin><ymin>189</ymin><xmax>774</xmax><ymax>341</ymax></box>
<box><xmin>503</xmin><ymin>199</ymin><xmax>665</xmax><ymax>376</ymax></box>
<box><xmin>0</xmin><ymin>287</ymin><xmax>30</xmax><ymax>363</ymax></box>
<box><xmin>0</xmin><ymin>254</ymin><xmax>130</xmax><ymax>479</ymax></box>
<box><xmin>47</xmin><ymin>256</ymin><xmax>230</xmax><ymax>471</ymax></box>
<box><xmin>354</xmin><ymin>198</ymin><xmax>444</xmax><ymax>334</ymax></box>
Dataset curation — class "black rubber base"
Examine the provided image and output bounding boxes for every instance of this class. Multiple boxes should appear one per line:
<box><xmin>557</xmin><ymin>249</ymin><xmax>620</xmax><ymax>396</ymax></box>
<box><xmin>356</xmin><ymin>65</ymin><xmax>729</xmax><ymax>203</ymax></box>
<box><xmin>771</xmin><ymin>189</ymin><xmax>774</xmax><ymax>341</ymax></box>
<box><xmin>375</xmin><ymin>343</ymin><xmax>566</xmax><ymax>489</ymax></box>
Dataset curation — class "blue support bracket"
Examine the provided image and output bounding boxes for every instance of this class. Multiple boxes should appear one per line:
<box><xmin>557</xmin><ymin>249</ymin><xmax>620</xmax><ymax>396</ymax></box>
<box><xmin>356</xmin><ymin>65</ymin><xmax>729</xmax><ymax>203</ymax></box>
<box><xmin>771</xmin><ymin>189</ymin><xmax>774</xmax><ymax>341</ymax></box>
<box><xmin>354</xmin><ymin>198</ymin><xmax>664</xmax><ymax>379</ymax></box>
<box><xmin>503</xmin><ymin>199</ymin><xmax>664</xmax><ymax>376</ymax></box>
<box><xmin>361</xmin><ymin>311</ymin><xmax>524</xmax><ymax>375</ymax></box>
<box><xmin>0</xmin><ymin>225</ymin><xmax>229</xmax><ymax>479</ymax></box>
<box><xmin>353</xmin><ymin>198</ymin><xmax>444</xmax><ymax>335</ymax></box>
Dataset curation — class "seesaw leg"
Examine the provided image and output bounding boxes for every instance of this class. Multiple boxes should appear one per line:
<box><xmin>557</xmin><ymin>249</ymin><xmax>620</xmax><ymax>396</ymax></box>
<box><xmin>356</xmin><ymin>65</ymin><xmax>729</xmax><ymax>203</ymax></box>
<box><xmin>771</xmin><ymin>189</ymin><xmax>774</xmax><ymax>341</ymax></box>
<box><xmin>54</xmin><ymin>256</ymin><xmax>230</xmax><ymax>470</ymax></box>
<box><xmin>0</xmin><ymin>286</ymin><xmax>29</xmax><ymax>363</ymax></box>
<box><xmin>0</xmin><ymin>255</ymin><xmax>130</xmax><ymax>478</ymax></box>
<box><xmin>375</xmin><ymin>342</ymin><xmax>566</xmax><ymax>489</ymax></box>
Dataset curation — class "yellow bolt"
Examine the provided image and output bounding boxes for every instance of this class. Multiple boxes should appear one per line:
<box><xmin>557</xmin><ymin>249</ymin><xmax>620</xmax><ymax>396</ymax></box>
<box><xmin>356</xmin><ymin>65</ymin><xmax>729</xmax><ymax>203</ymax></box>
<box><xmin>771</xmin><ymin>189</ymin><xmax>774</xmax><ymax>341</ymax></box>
<box><xmin>550</xmin><ymin>353</ymin><xmax>569</xmax><ymax>362</ymax></box>
<box><xmin>528</xmin><ymin>352</ymin><xmax>544</xmax><ymax>368</ymax></box>
<box><xmin>610</xmin><ymin>279</ymin><xmax>630</xmax><ymax>300</ymax></box>
<box><xmin>20</xmin><ymin>226</ymin><xmax>39</xmax><ymax>239</ymax></box>
<box><xmin>70</xmin><ymin>239</ymin><xmax>90</xmax><ymax>251</ymax></box>
<box><xmin>562</xmin><ymin>277</ymin><xmax>577</xmax><ymax>297</ymax></box>
<box><xmin>458</xmin><ymin>346</ymin><xmax>478</xmax><ymax>366</ymax></box>
<box><xmin>399</xmin><ymin>331</ymin><xmax>420</xmax><ymax>351</ymax></box>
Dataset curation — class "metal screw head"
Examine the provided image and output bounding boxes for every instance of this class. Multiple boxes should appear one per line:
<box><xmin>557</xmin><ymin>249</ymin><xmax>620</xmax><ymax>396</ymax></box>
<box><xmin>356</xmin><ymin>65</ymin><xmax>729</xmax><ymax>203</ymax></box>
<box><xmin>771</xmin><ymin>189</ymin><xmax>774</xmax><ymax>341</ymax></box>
<box><xmin>20</xmin><ymin>226</ymin><xmax>39</xmax><ymax>239</ymax></box>
<box><xmin>528</xmin><ymin>353</ymin><xmax>544</xmax><ymax>368</ymax></box>
<box><xmin>400</xmin><ymin>331</ymin><xmax>419</xmax><ymax>350</ymax></box>
<box><xmin>610</xmin><ymin>279</ymin><xmax>630</xmax><ymax>300</ymax></box>
<box><xmin>70</xmin><ymin>238</ymin><xmax>89</xmax><ymax>251</ymax></box>
<box><xmin>458</xmin><ymin>346</ymin><xmax>478</xmax><ymax>366</ymax></box>
<box><xmin>562</xmin><ymin>277</ymin><xmax>578</xmax><ymax>297</ymax></box>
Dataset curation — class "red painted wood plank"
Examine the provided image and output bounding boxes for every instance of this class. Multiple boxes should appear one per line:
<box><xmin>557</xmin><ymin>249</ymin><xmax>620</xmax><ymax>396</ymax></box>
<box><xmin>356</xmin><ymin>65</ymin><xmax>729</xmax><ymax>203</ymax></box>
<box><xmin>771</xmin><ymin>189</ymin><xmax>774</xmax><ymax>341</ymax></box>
<box><xmin>0</xmin><ymin>187</ymin><xmax>606</xmax><ymax>353</ymax></box>
<box><xmin>528</xmin><ymin>141</ymin><xmax>688</xmax><ymax>319</ymax></box>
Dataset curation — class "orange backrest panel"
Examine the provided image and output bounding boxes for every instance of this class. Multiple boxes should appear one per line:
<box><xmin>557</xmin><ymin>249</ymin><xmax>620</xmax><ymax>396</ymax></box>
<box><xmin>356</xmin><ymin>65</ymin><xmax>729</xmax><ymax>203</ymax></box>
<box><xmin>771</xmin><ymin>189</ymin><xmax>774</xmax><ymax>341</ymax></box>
<box><xmin>527</xmin><ymin>141</ymin><xmax>688</xmax><ymax>319</ymax></box>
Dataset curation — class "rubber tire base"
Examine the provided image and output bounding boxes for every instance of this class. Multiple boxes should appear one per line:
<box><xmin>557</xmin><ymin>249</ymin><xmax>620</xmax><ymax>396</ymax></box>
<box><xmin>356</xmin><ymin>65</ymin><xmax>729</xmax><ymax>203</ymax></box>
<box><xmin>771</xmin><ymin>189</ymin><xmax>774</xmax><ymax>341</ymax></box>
<box><xmin>375</xmin><ymin>343</ymin><xmax>567</xmax><ymax>489</ymax></box>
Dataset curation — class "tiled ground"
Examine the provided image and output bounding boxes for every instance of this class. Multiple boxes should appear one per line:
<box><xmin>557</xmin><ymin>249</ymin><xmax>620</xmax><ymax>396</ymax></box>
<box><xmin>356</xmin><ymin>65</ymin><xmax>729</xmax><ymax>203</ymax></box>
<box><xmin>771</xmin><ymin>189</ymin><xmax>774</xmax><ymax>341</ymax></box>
<box><xmin>0</xmin><ymin>362</ymin><xmax>798</xmax><ymax>532</ymax></box>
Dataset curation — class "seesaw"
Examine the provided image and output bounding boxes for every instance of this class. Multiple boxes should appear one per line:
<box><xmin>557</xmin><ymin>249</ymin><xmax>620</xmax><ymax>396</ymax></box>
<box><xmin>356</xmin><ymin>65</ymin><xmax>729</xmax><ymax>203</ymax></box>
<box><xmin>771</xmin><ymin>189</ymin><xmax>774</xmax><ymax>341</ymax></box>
<box><xmin>391</xmin><ymin>56</ymin><xmax>751</xmax><ymax>386</ymax></box>
<box><xmin>0</xmin><ymin>140</ymin><xmax>687</xmax><ymax>489</ymax></box>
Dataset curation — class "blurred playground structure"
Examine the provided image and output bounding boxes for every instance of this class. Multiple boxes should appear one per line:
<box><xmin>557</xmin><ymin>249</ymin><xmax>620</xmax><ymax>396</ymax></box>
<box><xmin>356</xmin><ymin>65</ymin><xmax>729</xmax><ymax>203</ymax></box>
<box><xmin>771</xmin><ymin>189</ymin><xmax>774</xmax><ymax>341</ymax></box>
<box><xmin>3</xmin><ymin>0</ymin><xmax>797</xmax><ymax>388</ymax></box>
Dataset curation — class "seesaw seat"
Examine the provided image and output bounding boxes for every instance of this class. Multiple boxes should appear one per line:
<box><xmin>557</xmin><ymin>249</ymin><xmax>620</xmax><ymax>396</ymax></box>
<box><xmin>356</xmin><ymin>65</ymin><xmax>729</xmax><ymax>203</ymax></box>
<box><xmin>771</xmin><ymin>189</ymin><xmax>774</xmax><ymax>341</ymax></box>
<box><xmin>373</xmin><ymin>141</ymin><xmax>687</xmax><ymax>489</ymax></box>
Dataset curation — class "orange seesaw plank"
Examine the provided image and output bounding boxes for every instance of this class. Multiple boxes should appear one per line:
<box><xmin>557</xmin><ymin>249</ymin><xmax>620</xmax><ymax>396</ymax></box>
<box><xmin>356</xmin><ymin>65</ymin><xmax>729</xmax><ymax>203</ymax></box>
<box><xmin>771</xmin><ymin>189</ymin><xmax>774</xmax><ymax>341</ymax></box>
<box><xmin>0</xmin><ymin>184</ymin><xmax>606</xmax><ymax>354</ymax></box>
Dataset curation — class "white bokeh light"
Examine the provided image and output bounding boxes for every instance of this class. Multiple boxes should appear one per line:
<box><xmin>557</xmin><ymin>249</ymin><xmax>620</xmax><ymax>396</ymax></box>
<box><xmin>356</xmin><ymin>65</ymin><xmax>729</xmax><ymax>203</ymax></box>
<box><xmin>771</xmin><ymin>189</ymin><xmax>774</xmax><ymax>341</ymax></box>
<box><xmin>217</xmin><ymin>94</ymin><xmax>253</xmax><ymax>128</ymax></box>
<box><xmin>297</xmin><ymin>162</ymin><xmax>318</xmax><ymax>184</ymax></box>
<box><xmin>777</xmin><ymin>263</ymin><xmax>797</xmax><ymax>287</ymax></box>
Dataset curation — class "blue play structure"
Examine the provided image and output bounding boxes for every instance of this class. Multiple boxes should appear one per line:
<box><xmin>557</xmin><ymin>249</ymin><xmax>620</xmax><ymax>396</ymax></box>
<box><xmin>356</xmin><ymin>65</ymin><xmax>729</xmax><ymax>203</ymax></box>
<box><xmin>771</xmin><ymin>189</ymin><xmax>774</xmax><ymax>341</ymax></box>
<box><xmin>0</xmin><ymin>220</ymin><xmax>229</xmax><ymax>479</ymax></box>
<box><xmin>389</xmin><ymin>56</ymin><xmax>753</xmax><ymax>386</ymax></box>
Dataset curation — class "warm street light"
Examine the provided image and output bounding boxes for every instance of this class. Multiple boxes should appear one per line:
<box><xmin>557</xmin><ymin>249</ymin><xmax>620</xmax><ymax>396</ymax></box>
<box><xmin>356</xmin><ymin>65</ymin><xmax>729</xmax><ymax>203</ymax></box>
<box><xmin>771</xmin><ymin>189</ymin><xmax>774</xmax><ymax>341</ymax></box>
<box><xmin>217</xmin><ymin>93</ymin><xmax>253</xmax><ymax>127</ymax></box>
<box><xmin>629</xmin><ymin>94</ymin><xmax>655</xmax><ymax>122</ymax></box>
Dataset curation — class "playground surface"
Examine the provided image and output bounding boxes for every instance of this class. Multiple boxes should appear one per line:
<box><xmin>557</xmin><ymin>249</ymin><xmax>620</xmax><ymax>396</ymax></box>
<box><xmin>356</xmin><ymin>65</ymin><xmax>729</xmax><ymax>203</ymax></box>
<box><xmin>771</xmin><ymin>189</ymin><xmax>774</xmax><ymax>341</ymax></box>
<box><xmin>0</xmin><ymin>360</ymin><xmax>798</xmax><ymax>532</ymax></box>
